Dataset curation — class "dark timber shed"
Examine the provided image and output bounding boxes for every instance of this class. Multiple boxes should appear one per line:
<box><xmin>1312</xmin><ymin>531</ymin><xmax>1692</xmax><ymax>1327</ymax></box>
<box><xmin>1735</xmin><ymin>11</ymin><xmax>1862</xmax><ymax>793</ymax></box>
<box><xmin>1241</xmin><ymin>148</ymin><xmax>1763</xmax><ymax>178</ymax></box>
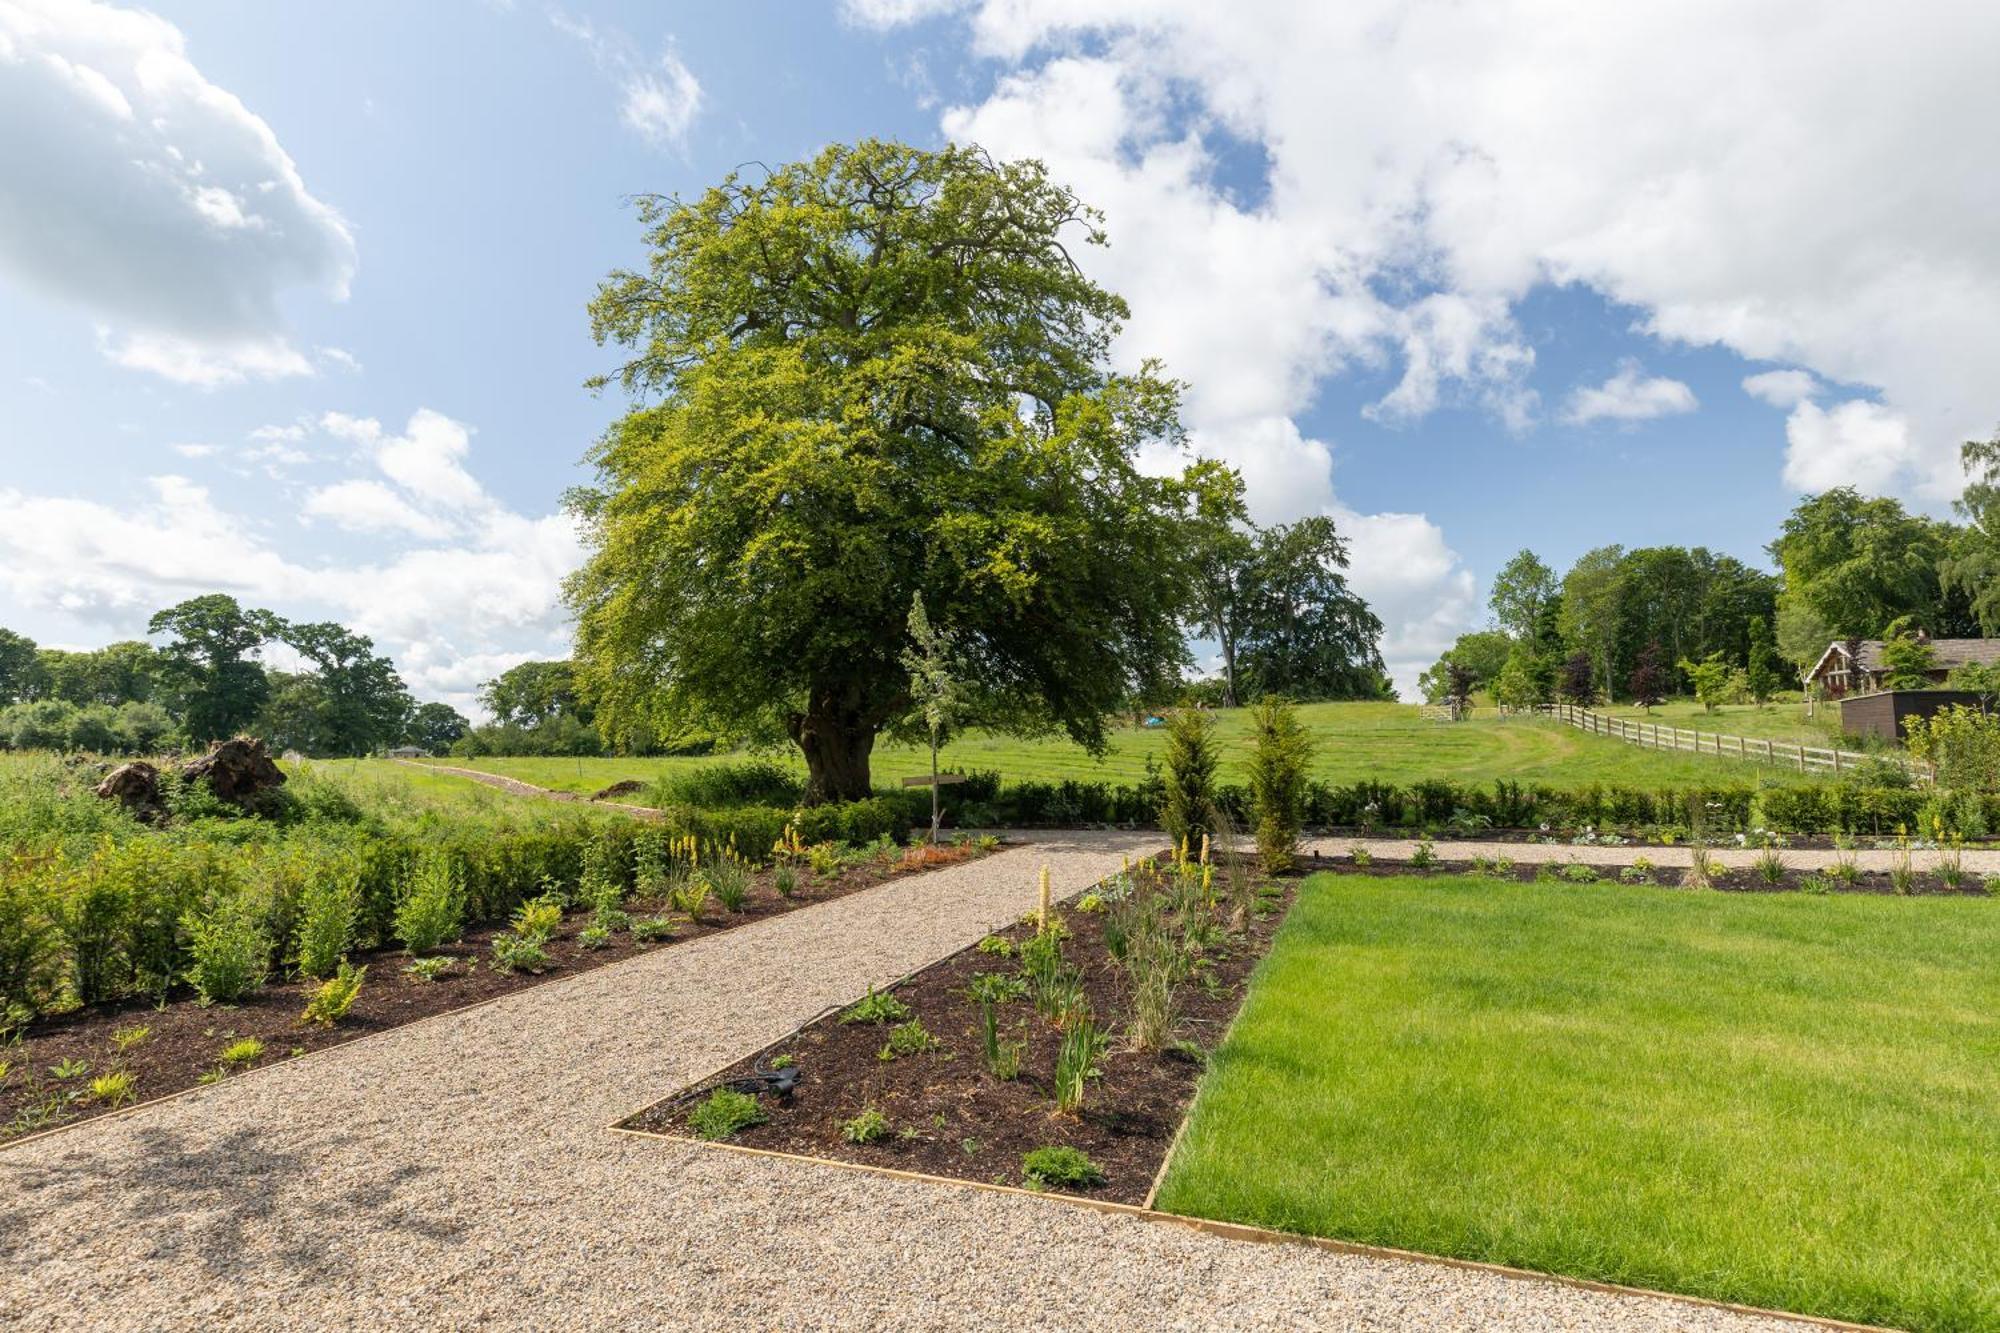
<box><xmin>1838</xmin><ymin>689</ymin><xmax>1989</xmax><ymax>741</ymax></box>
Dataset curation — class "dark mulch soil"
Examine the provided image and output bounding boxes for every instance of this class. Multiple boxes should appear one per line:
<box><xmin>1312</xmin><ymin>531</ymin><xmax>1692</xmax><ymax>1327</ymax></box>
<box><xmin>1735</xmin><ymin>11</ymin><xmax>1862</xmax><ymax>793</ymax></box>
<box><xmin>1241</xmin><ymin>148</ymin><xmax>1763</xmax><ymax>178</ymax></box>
<box><xmin>622</xmin><ymin>874</ymin><xmax>1299</xmax><ymax>1206</ymax></box>
<box><xmin>1313</xmin><ymin>852</ymin><xmax>1992</xmax><ymax>896</ymax></box>
<box><xmin>0</xmin><ymin>842</ymin><xmax>1000</xmax><ymax>1144</ymax></box>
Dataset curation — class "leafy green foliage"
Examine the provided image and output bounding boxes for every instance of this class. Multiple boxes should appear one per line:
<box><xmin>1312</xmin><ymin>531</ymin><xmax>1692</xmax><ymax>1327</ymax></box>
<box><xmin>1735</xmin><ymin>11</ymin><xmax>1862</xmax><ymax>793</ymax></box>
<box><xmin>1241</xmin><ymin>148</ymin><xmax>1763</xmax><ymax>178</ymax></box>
<box><xmin>687</xmin><ymin>1088</ymin><xmax>766</xmax><ymax>1141</ymax></box>
<box><xmin>183</xmin><ymin>896</ymin><xmax>270</xmax><ymax>1005</ymax></box>
<box><xmin>89</xmin><ymin>1070</ymin><xmax>136</xmax><ymax>1107</ymax></box>
<box><xmin>489</xmin><ymin>934</ymin><xmax>552</xmax><ymax>974</ymax></box>
<box><xmin>292</xmin><ymin>853</ymin><xmax>360</xmax><ymax>979</ymax></box>
<box><xmin>877</xmin><ymin>1019</ymin><xmax>936</xmax><ymax>1061</ymax></box>
<box><xmin>1021</xmin><ymin>1145</ymin><xmax>1104</xmax><ymax>1190</ymax></box>
<box><xmin>218</xmin><ymin>1037</ymin><xmax>264</xmax><ymax>1068</ymax></box>
<box><xmin>839</xmin><ymin>986</ymin><xmax>911</xmax><ymax>1026</ymax></box>
<box><xmin>1246</xmin><ymin>697</ymin><xmax>1313</xmax><ymax>873</ymax></box>
<box><xmin>1160</xmin><ymin>709</ymin><xmax>1218</xmax><ymax>848</ymax></box>
<box><xmin>302</xmin><ymin>962</ymin><xmax>366</xmax><ymax>1027</ymax></box>
<box><xmin>510</xmin><ymin>895</ymin><xmax>563</xmax><ymax>944</ymax></box>
<box><xmin>841</xmin><ymin>1107</ymin><xmax>891</xmax><ymax>1144</ymax></box>
<box><xmin>567</xmin><ymin>139</ymin><xmax>1199</xmax><ymax>802</ymax></box>
<box><xmin>395</xmin><ymin>852</ymin><xmax>466</xmax><ymax>955</ymax></box>
<box><xmin>1053</xmin><ymin>1007</ymin><xmax>1108</xmax><ymax>1115</ymax></box>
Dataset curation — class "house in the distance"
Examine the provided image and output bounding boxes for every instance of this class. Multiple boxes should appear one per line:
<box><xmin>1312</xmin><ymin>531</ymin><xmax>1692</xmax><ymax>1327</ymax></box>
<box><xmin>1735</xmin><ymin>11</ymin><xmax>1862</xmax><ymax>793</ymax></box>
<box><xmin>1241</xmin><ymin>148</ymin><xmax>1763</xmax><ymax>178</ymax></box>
<box><xmin>1804</xmin><ymin>635</ymin><xmax>2000</xmax><ymax>698</ymax></box>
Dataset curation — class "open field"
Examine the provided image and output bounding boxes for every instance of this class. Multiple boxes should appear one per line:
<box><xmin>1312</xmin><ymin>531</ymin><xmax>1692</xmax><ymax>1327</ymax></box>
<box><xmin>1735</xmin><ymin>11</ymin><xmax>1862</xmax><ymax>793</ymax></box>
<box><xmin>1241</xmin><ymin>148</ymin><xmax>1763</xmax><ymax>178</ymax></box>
<box><xmin>1595</xmin><ymin>698</ymin><xmax>1855</xmax><ymax>750</ymax></box>
<box><xmin>1155</xmin><ymin>872</ymin><xmax>2000</xmax><ymax>1331</ymax></box>
<box><xmin>421</xmin><ymin>702</ymin><xmax>1827</xmax><ymax>798</ymax></box>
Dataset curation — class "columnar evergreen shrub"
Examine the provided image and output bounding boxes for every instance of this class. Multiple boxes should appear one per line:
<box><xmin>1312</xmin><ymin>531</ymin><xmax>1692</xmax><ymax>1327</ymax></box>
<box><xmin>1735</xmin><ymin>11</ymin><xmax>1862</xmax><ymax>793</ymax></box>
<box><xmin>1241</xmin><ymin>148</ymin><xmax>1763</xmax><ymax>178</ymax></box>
<box><xmin>1160</xmin><ymin>709</ymin><xmax>1218</xmax><ymax>848</ymax></box>
<box><xmin>1246</xmin><ymin>697</ymin><xmax>1313</xmax><ymax>873</ymax></box>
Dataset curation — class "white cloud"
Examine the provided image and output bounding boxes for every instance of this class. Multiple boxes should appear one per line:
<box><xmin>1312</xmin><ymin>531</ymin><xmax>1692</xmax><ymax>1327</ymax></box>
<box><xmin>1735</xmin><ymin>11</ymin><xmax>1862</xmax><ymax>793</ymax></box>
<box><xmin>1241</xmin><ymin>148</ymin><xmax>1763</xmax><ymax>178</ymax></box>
<box><xmin>549</xmin><ymin>10</ymin><xmax>702</xmax><ymax>149</ymax></box>
<box><xmin>302</xmin><ymin>480</ymin><xmax>452</xmax><ymax>540</ymax></box>
<box><xmin>0</xmin><ymin>0</ymin><xmax>354</xmax><ymax>384</ymax></box>
<box><xmin>934</xmin><ymin>0</ymin><xmax>2000</xmax><ymax>503</ymax></box>
<box><xmin>0</xmin><ymin>406</ymin><xmax>584</xmax><ymax>716</ymax></box>
<box><xmin>1742</xmin><ymin>368</ymin><xmax>1819</xmax><ymax>409</ymax></box>
<box><xmin>170</xmin><ymin>442</ymin><xmax>219</xmax><ymax>459</ymax></box>
<box><xmin>841</xmin><ymin>0</ymin><xmax>966</xmax><ymax>28</ymax></box>
<box><xmin>1782</xmin><ymin>399</ymin><xmax>1915</xmax><ymax>494</ymax></box>
<box><xmin>1337</xmin><ymin>506</ymin><xmax>1479</xmax><ymax>699</ymax></box>
<box><xmin>1561</xmin><ymin>361</ymin><xmax>1698</xmax><ymax>426</ymax></box>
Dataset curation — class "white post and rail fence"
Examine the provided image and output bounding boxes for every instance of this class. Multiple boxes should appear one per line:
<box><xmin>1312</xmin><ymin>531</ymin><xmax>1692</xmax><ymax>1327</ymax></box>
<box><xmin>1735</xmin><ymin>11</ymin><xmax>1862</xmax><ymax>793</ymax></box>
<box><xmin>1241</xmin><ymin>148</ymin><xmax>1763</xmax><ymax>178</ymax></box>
<box><xmin>1529</xmin><ymin>703</ymin><xmax>1930</xmax><ymax>781</ymax></box>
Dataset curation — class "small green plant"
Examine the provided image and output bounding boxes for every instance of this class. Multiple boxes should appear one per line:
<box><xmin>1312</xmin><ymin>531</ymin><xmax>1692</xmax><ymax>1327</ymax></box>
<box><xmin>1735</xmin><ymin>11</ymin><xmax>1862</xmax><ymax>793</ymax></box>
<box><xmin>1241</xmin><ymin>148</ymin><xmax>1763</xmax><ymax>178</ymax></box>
<box><xmin>1053</xmin><ymin>1008</ymin><xmax>1108</xmax><ymax>1114</ymax></box>
<box><xmin>687</xmin><ymin>1087</ymin><xmax>766</xmax><ymax>1140</ymax></box>
<box><xmin>840</xmin><ymin>986</ymin><xmax>912</xmax><ymax>1026</ymax></box>
<box><xmin>395</xmin><ymin>852</ymin><xmax>466</xmax><ymax>955</ymax></box>
<box><xmin>841</xmin><ymin>1106</ymin><xmax>891</xmax><ymax>1144</ymax></box>
<box><xmin>769</xmin><ymin>1053</ymin><xmax>795</xmax><ymax>1070</ymax></box>
<box><xmin>219</xmin><ymin>1037</ymin><xmax>264</xmax><ymax>1068</ymax></box>
<box><xmin>1937</xmin><ymin>842</ymin><xmax>1969</xmax><ymax>892</ymax></box>
<box><xmin>590</xmin><ymin>906</ymin><xmax>631</xmax><ymax>934</ymax></box>
<box><xmin>197</xmin><ymin>1069</ymin><xmax>225</xmax><ymax>1086</ymax></box>
<box><xmin>490</xmin><ymin>934</ymin><xmax>552</xmax><ymax>974</ymax></box>
<box><xmin>110</xmin><ymin>1024</ymin><xmax>151</xmax><ymax>1053</ymax></box>
<box><xmin>878</xmin><ymin>1019</ymin><xmax>936</xmax><ymax>1061</ymax></box>
<box><xmin>807</xmin><ymin>842</ymin><xmax>844</xmax><ymax>878</ymax></box>
<box><xmin>1828</xmin><ymin>854</ymin><xmax>1861</xmax><ymax>887</ymax></box>
<box><xmin>90</xmin><ymin>1069</ymin><xmax>136</xmax><ymax>1107</ymax></box>
<box><xmin>707</xmin><ymin>857</ymin><xmax>751</xmax><ymax>912</ymax></box>
<box><xmin>1408</xmin><ymin>838</ymin><xmax>1438</xmax><ymax>870</ymax></box>
<box><xmin>301</xmin><ymin>962</ymin><xmax>366</xmax><ymax>1027</ymax></box>
<box><xmin>1075</xmin><ymin>892</ymin><xmax>1106</xmax><ymax>913</ymax></box>
<box><xmin>967</xmin><ymin>973</ymin><xmax>1027</xmax><ymax>1005</ymax></box>
<box><xmin>631</xmin><ymin>915</ymin><xmax>677</xmax><ymax>943</ymax></box>
<box><xmin>976</xmin><ymin>935</ymin><xmax>1015</xmax><ymax>958</ymax></box>
<box><xmin>50</xmin><ymin>1056</ymin><xmax>89</xmax><ymax>1080</ymax></box>
<box><xmin>669</xmin><ymin>874</ymin><xmax>713</xmax><ymax>922</ymax></box>
<box><xmin>1800</xmin><ymin>874</ymin><xmax>1832</xmax><ymax>896</ymax></box>
<box><xmin>404</xmin><ymin>956</ymin><xmax>454</xmax><ymax>982</ymax></box>
<box><xmin>1889</xmin><ymin>854</ymin><xmax>1917</xmax><ymax>896</ymax></box>
<box><xmin>1752</xmin><ymin>847</ymin><xmax>1787</xmax><ymax>887</ymax></box>
<box><xmin>510</xmin><ymin>895</ymin><xmax>563</xmax><ymax>944</ymax></box>
<box><xmin>1021</xmin><ymin>1145</ymin><xmax>1104</xmax><ymax>1190</ymax></box>
<box><xmin>1348</xmin><ymin>843</ymin><xmax>1372</xmax><ymax>867</ymax></box>
<box><xmin>773</xmin><ymin>865</ymin><xmax>797</xmax><ymax>899</ymax></box>
<box><xmin>577</xmin><ymin>924</ymin><xmax>611</xmax><ymax>950</ymax></box>
<box><xmin>1559</xmin><ymin>861</ymin><xmax>1598</xmax><ymax>883</ymax></box>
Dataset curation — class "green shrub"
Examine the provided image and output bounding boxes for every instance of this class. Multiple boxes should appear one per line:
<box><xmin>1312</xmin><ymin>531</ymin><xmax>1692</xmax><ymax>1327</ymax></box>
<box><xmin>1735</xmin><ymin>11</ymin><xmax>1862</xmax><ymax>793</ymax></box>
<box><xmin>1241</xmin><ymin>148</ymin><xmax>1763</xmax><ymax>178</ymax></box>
<box><xmin>1161</xmin><ymin>710</ymin><xmax>1219</xmax><ymax>848</ymax></box>
<box><xmin>1021</xmin><ymin>1145</ymin><xmax>1104</xmax><ymax>1189</ymax></box>
<box><xmin>395</xmin><ymin>852</ymin><xmax>466</xmax><ymax>954</ymax></box>
<box><xmin>219</xmin><ymin>1036</ymin><xmax>264</xmax><ymax>1067</ymax></box>
<box><xmin>302</xmin><ymin>962</ymin><xmax>366</xmax><ymax>1026</ymax></box>
<box><xmin>577</xmin><ymin>923</ymin><xmax>611</xmax><ymax>950</ymax></box>
<box><xmin>841</xmin><ymin>1106</ymin><xmax>891</xmax><ymax>1144</ymax></box>
<box><xmin>89</xmin><ymin>1069</ymin><xmax>136</xmax><ymax>1107</ymax></box>
<box><xmin>650</xmin><ymin>759</ymin><xmax>803</xmax><ymax>809</ymax></box>
<box><xmin>1247</xmin><ymin>697</ymin><xmax>1313</xmax><ymax>873</ymax></box>
<box><xmin>1053</xmin><ymin>1007</ymin><xmax>1108</xmax><ymax>1114</ymax></box>
<box><xmin>878</xmin><ymin>1019</ymin><xmax>936</xmax><ymax>1061</ymax></box>
<box><xmin>840</xmin><ymin>986</ymin><xmax>911</xmax><ymax>1025</ymax></box>
<box><xmin>183</xmin><ymin>896</ymin><xmax>270</xmax><ymax>1005</ymax></box>
<box><xmin>510</xmin><ymin>895</ymin><xmax>563</xmax><ymax>944</ymax></box>
<box><xmin>687</xmin><ymin>1087</ymin><xmax>766</xmax><ymax>1140</ymax></box>
<box><xmin>631</xmin><ymin>915</ymin><xmax>676</xmax><ymax>942</ymax></box>
<box><xmin>293</xmin><ymin>853</ymin><xmax>361</xmax><ymax>979</ymax></box>
<box><xmin>489</xmin><ymin>934</ymin><xmax>552</xmax><ymax>974</ymax></box>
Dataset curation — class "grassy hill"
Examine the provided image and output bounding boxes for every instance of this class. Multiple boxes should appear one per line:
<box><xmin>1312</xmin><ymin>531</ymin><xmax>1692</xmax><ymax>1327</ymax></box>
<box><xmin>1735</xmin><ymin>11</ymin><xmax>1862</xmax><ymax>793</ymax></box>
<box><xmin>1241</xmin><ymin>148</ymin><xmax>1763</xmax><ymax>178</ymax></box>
<box><xmin>417</xmin><ymin>702</ymin><xmax>1827</xmax><ymax>797</ymax></box>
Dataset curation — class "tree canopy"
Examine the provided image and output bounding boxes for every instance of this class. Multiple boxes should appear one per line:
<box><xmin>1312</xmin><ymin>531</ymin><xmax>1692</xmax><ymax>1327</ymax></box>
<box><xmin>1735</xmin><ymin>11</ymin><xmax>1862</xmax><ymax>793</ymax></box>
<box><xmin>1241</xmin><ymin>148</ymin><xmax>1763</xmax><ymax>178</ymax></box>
<box><xmin>567</xmin><ymin>140</ymin><xmax>1200</xmax><ymax>800</ymax></box>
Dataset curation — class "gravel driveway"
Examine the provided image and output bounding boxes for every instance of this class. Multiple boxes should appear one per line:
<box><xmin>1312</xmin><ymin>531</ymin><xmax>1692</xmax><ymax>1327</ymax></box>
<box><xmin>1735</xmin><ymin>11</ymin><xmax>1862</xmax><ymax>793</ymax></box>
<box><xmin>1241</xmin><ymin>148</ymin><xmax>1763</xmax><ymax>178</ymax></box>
<box><xmin>0</xmin><ymin>831</ymin><xmax>1829</xmax><ymax>1332</ymax></box>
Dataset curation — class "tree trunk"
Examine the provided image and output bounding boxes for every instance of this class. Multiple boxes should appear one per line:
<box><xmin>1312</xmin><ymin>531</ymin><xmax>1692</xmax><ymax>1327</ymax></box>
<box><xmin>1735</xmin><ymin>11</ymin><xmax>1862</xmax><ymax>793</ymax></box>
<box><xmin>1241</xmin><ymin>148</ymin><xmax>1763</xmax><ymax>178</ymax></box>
<box><xmin>790</xmin><ymin>685</ymin><xmax>878</xmax><ymax>804</ymax></box>
<box><xmin>1218</xmin><ymin>630</ymin><xmax>1239</xmax><ymax>708</ymax></box>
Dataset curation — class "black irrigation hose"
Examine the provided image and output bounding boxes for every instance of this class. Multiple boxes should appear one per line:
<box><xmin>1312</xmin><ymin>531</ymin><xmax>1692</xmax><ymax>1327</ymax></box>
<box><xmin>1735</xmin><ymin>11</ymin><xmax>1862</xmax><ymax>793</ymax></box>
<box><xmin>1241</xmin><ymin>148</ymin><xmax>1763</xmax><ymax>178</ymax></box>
<box><xmin>667</xmin><ymin>1055</ymin><xmax>801</xmax><ymax>1110</ymax></box>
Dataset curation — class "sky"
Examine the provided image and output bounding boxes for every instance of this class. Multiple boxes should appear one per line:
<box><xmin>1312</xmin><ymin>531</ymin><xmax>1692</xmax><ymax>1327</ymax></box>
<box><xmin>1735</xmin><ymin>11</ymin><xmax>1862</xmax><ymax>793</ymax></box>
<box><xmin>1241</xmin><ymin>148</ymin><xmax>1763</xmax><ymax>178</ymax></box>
<box><xmin>2</xmin><ymin>0</ymin><xmax>1996</xmax><ymax>712</ymax></box>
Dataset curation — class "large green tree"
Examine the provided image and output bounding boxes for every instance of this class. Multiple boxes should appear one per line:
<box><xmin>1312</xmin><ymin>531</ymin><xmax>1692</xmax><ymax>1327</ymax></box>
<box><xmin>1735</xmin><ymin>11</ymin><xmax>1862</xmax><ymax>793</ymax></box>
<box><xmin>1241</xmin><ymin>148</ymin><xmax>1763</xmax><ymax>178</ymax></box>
<box><xmin>1488</xmin><ymin>549</ymin><xmax>1558</xmax><ymax>641</ymax></box>
<box><xmin>1233</xmin><ymin>516</ymin><xmax>1388</xmax><ymax>701</ymax></box>
<box><xmin>1558</xmin><ymin>545</ymin><xmax>1627</xmax><ymax>698</ymax></box>
<box><xmin>1943</xmin><ymin>431</ymin><xmax>2000</xmax><ymax>634</ymax></box>
<box><xmin>148</xmin><ymin>594</ymin><xmax>279</xmax><ymax>743</ymax></box>
<box><xmin>1769</xmin><ymin>487</ymin><xmax>1969</xmax><ymax>638</ymax></box>
<box><xmin>278</xmin><ymin>621</ymin><xmax>412</xmax><ymax>756</ymax></box>
<box><xmin>567</xmin><ymin>140</ymin><xmax>1196</xmax><ymax>801</ymax></box>
<box><xmin>479</xmin><ymin>660</ymin><xmax>591</xmax><ymax>729</ymax></box>
<box><xmin>0</xmin><ymin>628</ymin><xmax>40</xmax><ymax>704</ymax></box>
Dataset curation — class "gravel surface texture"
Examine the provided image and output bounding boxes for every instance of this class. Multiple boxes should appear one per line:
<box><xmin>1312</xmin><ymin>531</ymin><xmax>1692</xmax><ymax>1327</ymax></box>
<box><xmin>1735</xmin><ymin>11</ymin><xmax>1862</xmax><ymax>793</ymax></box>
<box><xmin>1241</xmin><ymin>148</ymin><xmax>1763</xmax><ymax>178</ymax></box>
<box><xmin>1</xmin><ymin>830</ymin><xmax>1828</xmax><ymax>1332</ymax></box>
<box><xmin>1306</xmin><ymin>835</ymin><xmax>2000</xmax><ymax>872</ymax></box>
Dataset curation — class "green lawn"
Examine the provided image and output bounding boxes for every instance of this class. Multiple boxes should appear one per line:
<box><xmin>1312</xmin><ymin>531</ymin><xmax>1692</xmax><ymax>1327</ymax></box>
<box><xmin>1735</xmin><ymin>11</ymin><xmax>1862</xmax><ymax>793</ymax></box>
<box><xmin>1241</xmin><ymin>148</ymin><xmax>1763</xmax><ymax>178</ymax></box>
<box><xmin>421</xmin><ymin>702</ymin><xmax>1823</xmax><ymax>797</ymax></box>
<box><xmin>1157</xmin><ymin>874</ymin><xmax>2000</xmax><ymax>1332</ymax></box>
<box><xmin>1597</xmin><ymin>697</ymin><xmax>1854</xmax><ymax>749</ymax></box>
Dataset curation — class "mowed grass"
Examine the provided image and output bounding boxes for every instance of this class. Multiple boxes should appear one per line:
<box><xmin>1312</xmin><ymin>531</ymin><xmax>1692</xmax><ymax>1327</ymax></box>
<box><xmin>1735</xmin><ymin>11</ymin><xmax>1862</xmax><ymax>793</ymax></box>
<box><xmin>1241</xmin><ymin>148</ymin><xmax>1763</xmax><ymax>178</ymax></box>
<box><xmin>421</xmin><ymin>702</ymin><xmax>1822</xmax><ymax>797</ymax></box>
<box><xmin>1597</xmin><ymin>697</ymin><xmax>1853</xmax><ymax>749</ymax></box>
<box><xmin>1155</xmin><ymin>874</ymin><xmax>2000</xmax><ymax>1331</ymax></box>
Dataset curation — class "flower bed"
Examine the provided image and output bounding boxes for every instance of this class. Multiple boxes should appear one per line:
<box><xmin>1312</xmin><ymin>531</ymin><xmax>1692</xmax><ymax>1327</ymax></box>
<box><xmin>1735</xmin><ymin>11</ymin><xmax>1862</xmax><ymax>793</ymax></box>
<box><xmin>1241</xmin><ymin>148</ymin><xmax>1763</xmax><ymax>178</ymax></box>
<box><xmin>619</xmin><ymin>854</ymin><xmax>1296</xmax><ymax>1204</ymax></box>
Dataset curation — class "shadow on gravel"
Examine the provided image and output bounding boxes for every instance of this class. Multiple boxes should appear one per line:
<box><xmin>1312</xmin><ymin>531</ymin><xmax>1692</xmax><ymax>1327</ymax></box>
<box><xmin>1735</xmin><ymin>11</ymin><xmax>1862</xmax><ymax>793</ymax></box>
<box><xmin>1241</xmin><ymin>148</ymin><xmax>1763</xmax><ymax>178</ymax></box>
<box><xmin>0</xmin><ymin>1122</ymin><xmax>463</xmax><ymax>1279</ymax></box>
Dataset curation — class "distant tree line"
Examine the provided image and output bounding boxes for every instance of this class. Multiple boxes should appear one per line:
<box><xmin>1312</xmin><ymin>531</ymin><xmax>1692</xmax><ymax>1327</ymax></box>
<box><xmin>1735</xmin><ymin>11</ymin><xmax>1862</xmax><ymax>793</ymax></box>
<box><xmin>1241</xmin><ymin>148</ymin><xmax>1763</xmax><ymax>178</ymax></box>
<box><xmin>0</xmin><ymin>594</ymin><xmax>469</xmax><ymax>756</ymax></box>
<box><xmin>1422</xmin><ymin>429</ymin><xmax>2000</xmax><ymax>709</ymax></box>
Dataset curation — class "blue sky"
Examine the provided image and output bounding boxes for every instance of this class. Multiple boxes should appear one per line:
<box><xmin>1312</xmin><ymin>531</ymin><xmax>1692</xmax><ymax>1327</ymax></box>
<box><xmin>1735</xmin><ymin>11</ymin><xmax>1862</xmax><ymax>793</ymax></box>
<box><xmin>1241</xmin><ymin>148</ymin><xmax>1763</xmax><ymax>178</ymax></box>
<box><xmin>2</xmin><ymin>0</ymin><xmax>1992</xmax><ymax>709</ymax></box>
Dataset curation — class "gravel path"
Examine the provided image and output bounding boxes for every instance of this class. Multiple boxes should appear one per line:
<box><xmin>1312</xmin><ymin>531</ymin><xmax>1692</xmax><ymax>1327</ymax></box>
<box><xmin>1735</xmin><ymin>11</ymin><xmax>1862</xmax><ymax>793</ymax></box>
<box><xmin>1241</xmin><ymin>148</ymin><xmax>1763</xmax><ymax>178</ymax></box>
<box><xmin>2</xmin><ymin>831</ymin><xmax>1825</xmax><ymax>1332</ymax></box>
<box><xmin>1309</xmin><ymin>834</ymin><xmax>2000</xmax><ymax>872</ymax></box>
